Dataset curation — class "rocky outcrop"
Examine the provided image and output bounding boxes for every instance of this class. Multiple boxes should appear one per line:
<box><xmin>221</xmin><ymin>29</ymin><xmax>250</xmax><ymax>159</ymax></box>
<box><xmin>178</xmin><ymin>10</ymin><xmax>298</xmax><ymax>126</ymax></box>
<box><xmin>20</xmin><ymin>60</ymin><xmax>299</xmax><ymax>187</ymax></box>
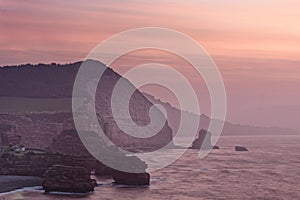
<box><xmin>0</xmin><ymin>135</ymin><xmax>148</xmax><ymax>177</ymax></box>
<box><xmin>190</xmin><ymin>129</ymin><xmax>213</xmax><ymax>150</ymax></box>
<box><xmin>42</xmin><ymin>165</ymin><xmax>97</xmax><ymax>193</ymax></box>
<box><xmin>235</xmin><ymin>146</ymin><xmax>248</xmax><ymax>151</ymax></box>
<box><xmin>0</xmin><ymin>113</ymin><xmax>73</xmax><ymax>149</ymax></box>
<box><xmin>46</xmin><ymin>129</ymin><xmax>148</xmax><ymax>175</ymax></box>
<box><xmin>0</xmin><ymin>146</ymin><xmax>108</xmax><ymax>177</ymax></box>
<box><xmin>0</xmin><ymin>145</ymin><xmax>151</xmax><ymax>188</ymax></box>
<box><xmin>112</xmin><ymin>171</ymin><xmax>150</xmax><ymax>186</ymax></box>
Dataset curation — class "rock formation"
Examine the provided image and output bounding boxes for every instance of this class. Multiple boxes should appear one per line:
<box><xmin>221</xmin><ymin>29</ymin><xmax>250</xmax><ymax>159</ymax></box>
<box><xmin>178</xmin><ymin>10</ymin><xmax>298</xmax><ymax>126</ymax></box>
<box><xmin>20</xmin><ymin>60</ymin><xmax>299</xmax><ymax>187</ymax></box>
<box><xmin>0</xmin><ymin>145</ymin><xmax>150</xmax><ymax>188</ymax></box>
<box><xmin>190</xmin><ymin>129</ymin><xmax>214</xmax><ymax>150</ymax></box>
<box><xmin>42</xmin><ymin>165</ymin><xmax>97</xmax><ymax>193</ymax></box>
<box><xmin>47</xmin><ymin>129</ymin><xmax>148</xmax><ymax>175</ymax></box>
<box><xmin>235</xmin><ymin>146</ymin><xmax>248</xmax><ymax>151</ymax></box>
<box><xmin>0</xmin><ymin>146</ymin><xmax>107</xmax><ymax>177</ymax></box>
<box><xmin>0</xmin><ymin>113</ymin><xmax>74</xmax><ymax>149</ymax></box>
<box><xmin>112</xmin><ymin>170</ymin><xmax>150</xmax><ymax>186</ymax></box>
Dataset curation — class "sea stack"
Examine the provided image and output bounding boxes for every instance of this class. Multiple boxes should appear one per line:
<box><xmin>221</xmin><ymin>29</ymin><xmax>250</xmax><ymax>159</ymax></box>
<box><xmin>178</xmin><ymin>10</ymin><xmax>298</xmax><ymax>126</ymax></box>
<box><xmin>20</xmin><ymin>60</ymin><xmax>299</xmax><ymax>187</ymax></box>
<box><xmin>112</xmin><ymin>170</ymin><xmax>150</xmax><ymax>186</ymax></box>
<box><xmin>190</xmin><ymin>129</ymin><xmax>217</xmax><ymax>150</ymax></box>
<box><xmin>42</xmin><ymin>165</ymin><xmax>97</xmax><ymax>193</ymax></box>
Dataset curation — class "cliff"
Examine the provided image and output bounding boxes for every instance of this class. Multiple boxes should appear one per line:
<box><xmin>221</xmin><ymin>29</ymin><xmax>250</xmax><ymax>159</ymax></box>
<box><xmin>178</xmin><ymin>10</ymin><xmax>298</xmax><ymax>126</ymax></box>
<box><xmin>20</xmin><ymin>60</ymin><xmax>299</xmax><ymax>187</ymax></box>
<box><xmin>0</xmin><ymin>60</ymin><xmax>173</xmax><ymax>151</ymax></box>
<box><xmin>0</xmin><ymin>145</ymin><xmax>142</xmax><ymax>176</ymax></box>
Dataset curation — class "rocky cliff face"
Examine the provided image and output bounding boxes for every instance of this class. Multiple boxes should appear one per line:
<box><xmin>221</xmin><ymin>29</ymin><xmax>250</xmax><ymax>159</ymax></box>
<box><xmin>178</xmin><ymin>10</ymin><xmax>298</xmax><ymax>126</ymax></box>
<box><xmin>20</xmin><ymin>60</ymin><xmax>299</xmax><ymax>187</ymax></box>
<box><xmin>46</xmin><ymin>129</ymin><xmax>148</xmax><ymax>174</ymax></box>
<box><xmin>0</xmin><ymin>113</ymin><xmax>73</xmax><ymax>149</ymax></box>
<box><xmin>0</xmin><ymin>146</ymin><xmax>114</xmax><ymax>176</ymax></box>
<box><xmin>0</xmin><ymin>124</ymin><xmax>20</xmax><ymax>146</ymax></box>
<box><xmin>47</xmin><ymin>129</ymin><xmax>91</xmax><ymax>157</ymax></box>
<box><xmin>0</xmin><ymin>60</ymin><xmax>173</xmax><ymax>151</ymax></box>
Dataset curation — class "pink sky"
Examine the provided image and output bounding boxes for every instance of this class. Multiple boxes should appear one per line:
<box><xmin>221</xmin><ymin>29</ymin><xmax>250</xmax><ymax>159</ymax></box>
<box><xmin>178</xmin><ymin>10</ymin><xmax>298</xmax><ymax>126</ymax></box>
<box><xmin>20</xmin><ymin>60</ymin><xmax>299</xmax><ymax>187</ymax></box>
<box><xmin>1</xmin><ymin>0</ymin><xmax>300</xmax><ymax>129</ymax></box>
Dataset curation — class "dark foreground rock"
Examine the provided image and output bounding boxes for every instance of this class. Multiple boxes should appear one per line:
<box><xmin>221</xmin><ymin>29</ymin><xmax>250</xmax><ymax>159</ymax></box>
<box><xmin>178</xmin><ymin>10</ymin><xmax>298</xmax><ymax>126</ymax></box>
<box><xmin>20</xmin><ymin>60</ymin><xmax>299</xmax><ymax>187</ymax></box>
<box><xmin>235</xmin><ymin>146</ymin><xmax>248</xmax><ymax>151</ymax></box>
<box><xmin>42</xmin><ymin>165</ymin><xmax>97</xmax><ymax>193</ymax></box>
<box><xmin>112</xmin><ymin>171</ymin><xmax>150</xmax><ymax>186</ymax></box>
<box><xmin>0</xmin><ymin>175</ymin><xmax>42</xmax><ymax>193</ymax></box>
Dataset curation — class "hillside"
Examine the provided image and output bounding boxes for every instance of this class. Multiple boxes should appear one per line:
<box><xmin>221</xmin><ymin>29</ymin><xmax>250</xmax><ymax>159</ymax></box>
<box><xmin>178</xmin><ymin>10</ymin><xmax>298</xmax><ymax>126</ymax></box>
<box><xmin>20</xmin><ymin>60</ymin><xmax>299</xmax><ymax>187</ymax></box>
<box><xmin>0</xmin><ymin>60</ymin><xmax>173</xmax><ymax>150</ymax></box>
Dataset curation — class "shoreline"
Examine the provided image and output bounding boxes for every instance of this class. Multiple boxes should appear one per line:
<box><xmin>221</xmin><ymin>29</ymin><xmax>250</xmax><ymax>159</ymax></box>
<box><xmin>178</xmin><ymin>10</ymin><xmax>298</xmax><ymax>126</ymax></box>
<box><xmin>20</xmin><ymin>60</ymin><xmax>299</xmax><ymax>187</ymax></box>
<box><xmin>0</xmin><ymin>175</ymin><xmax>43</xmax><ymax>194</ymax></box>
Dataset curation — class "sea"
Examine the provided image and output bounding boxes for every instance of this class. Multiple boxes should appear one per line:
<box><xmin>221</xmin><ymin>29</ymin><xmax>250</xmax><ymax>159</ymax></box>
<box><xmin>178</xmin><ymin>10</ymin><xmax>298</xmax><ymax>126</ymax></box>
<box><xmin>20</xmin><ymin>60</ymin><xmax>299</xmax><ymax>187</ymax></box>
<box><xmin>1</xmin><ymin>135</ymin><xmax>300</xmax><ymax>200</ymax></box>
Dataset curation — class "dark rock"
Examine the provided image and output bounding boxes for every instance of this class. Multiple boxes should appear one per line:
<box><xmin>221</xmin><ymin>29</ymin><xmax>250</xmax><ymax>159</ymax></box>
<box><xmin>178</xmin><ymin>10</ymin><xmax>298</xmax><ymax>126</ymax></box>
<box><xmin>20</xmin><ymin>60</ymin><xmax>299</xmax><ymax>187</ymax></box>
<box><xmin>112</xmin><ymin>170</ymin><xmax>150</xmax><ymax>186</ymax></box>
<box><xmin>235</xmin><ymin>146</ymin><xmax>248</xmax><ymax>151</ymax></box>
<box><xmin>42</xmin><ymin>165</ymin><xmax>97</xmax><ymax>193</ymax></box>
<box><xmin>213</xmin><ymin>145</ymin><xmax>220</xmax><ymax>149</ymax></box>
<box><xmin>190</xmin><ymin>129</ymin><xmax>213</xmax><ymax>150</ymax></box>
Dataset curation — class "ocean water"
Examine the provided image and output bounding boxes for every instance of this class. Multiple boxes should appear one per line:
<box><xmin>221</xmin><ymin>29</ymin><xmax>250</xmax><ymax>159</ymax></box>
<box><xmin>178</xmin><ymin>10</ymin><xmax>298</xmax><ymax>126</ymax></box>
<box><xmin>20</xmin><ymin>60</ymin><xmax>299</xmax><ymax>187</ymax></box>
<box><xmin>1</xmin><ymin>135</ymin><xmax>300</xmax><ymax>200</ymax></box>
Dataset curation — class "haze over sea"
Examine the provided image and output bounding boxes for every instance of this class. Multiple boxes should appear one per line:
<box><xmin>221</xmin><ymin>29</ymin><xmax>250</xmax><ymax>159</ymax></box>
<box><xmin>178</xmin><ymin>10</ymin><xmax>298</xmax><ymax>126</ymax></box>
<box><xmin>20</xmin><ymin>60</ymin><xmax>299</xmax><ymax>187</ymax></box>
<box><xmin>2</xmin><ymin>135</ymin><xmax>299</xmax><ymax>200</ymax></box>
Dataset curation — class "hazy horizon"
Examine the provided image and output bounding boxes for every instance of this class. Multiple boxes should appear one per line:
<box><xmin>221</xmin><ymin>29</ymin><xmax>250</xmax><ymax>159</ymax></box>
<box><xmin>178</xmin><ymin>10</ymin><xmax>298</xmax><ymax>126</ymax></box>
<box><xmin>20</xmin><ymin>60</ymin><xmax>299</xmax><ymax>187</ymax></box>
<box><xmin>1</xmin><ymin>0</ymin><xmax>300</xmax><ymax>130</ymax></box>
